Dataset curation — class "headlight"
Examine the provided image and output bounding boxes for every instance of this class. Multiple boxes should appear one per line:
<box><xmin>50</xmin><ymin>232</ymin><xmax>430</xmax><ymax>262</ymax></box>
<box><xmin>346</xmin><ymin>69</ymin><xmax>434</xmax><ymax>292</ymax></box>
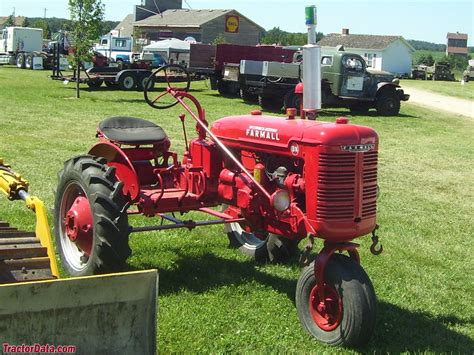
<box><xmin>392</xmin><ymin>78</ymin><xmax>400</xmax><ymax>85</ymax></box>
<box><xmin>271</xmin><ymin>190</ymin><xmax>290</xmax><ymax>212</ymax></box>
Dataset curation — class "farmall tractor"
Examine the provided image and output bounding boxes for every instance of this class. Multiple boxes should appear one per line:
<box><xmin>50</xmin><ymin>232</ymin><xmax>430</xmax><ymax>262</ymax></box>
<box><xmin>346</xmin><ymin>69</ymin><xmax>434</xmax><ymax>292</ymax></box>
<box><xmin>54</xmin><ymin>64</ymin><xmax>382</xmax><ymax>347</ymax></box>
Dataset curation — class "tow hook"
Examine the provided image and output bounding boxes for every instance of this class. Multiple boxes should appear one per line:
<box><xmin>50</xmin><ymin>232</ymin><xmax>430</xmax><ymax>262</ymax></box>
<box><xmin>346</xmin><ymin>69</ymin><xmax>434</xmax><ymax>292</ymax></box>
<box><xmin>370</xmin><ymin>225</ymin><xmax>383</xmax><ymax>255</ymax></box>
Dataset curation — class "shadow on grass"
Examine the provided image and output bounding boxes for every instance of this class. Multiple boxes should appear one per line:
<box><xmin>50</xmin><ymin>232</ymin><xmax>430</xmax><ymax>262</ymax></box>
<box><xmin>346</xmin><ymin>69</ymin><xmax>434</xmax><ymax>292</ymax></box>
<box><xmin>131</xmin><ymin>249</ymin><xmax>297</xmax><ymax>300</ymax></box>
<box><xmin>130</xmin><ymin>249</ymin><xmax>473</xmax><ymax>352</ymax></box>
<box><xmin>365</xmin><ymin>301</ymin><xmax>474</xmax><ymax>353</ymax></box>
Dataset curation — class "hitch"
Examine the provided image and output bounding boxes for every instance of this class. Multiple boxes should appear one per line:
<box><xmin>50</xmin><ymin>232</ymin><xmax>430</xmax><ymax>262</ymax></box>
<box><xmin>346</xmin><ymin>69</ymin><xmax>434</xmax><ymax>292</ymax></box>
<box><xmin>370</xmin><ymin>225</ymin><xmax>383</xmax><ymax>255</ymax></box>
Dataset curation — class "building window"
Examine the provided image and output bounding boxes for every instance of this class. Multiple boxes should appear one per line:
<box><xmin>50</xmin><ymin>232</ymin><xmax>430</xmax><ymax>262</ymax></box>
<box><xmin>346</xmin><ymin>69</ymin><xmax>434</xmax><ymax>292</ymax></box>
<box><xmin>364</xmin><ymin>53</ymin><xmax>376</xmax><ymax>68</ymax></box>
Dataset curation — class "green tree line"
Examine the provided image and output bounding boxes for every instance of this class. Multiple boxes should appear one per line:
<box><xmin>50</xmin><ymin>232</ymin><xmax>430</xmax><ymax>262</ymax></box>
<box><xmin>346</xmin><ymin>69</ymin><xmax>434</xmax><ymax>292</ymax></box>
<box><xmin>261</xmin><ymin>27</ymin><xmax>324</xmax><ymax>46</ymax></box>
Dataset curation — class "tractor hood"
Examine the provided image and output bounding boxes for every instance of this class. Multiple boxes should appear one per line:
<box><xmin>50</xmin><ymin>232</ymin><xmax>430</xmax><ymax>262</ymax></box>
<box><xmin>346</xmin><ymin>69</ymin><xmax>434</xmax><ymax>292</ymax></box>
<box><xmin>211</xmin><ymin>113</ymin><xmax>378</xmax><ymax>155</ymax></box>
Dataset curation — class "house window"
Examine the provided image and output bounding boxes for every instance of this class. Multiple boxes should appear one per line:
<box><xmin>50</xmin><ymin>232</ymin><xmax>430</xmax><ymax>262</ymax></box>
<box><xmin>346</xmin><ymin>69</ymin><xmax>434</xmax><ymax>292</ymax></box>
<box><xmin>364</xmin><ymin>53</ymin><xmax>376</xmax><ymax>68</ymax></box>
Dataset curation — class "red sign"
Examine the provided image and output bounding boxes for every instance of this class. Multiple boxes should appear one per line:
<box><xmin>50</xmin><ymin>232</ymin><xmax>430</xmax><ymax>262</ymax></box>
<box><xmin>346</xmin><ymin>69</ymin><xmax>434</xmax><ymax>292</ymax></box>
<box><xmin>225</xmin><ymin>15</ymin><xmax>240</xmax><ymax>33</ymax></box>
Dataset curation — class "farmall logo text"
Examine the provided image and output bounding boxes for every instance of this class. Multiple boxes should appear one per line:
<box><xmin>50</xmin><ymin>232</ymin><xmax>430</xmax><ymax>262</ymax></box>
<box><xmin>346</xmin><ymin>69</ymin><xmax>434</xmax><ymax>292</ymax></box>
<box><xmin>246</xmin><ymin>125</ymin><xmax>280</xmax><ymax>141</ymax></box>
<box><xmin>340</xmin><ymin>144</ymin><xmax>375</xmax><ymax>152</ymax></box>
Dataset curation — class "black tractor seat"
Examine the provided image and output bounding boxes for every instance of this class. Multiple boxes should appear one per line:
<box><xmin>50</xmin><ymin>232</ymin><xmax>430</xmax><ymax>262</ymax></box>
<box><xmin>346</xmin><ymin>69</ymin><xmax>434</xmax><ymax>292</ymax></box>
<box><xmin>98</xmin><ymin>116</ymin><xmax>168</xmax><ymax>145</ymax></box>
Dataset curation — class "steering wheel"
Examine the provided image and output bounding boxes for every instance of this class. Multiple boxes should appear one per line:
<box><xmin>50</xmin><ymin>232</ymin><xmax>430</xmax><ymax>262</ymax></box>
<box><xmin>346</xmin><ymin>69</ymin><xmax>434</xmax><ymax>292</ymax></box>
<box><xmin>144</xmin><ymin>64</ymin><xmax>191</xmax><ymax>109</ymax></box>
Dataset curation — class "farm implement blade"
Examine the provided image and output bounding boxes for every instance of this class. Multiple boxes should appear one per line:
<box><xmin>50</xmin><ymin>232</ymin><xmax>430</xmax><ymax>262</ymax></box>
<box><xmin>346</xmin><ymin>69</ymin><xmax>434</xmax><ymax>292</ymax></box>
<box><xmin>0</xmin><ymin>158</ymin><xmax>59</xmax><ymax>283</ymax></box>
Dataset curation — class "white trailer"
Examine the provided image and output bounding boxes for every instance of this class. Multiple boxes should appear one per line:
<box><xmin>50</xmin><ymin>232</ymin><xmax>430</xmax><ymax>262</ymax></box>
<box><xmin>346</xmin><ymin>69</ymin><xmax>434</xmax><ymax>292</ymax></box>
<box><xmin>0</xmin><ymin>27</ymin><xmax>51</xmax><ymax>69</ymax></box>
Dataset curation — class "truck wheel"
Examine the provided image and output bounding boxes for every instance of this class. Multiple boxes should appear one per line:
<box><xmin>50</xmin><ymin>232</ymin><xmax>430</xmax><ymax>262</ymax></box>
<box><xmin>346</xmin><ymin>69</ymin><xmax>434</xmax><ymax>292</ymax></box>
<box><xmin>258</xmin><ymin>95</ymin><xmax>283</xmax><ymax>112</ymax></box>
<box><xmin>118</xmin><ymin>72</ymin><xmax>137</xmax><ymax>90</ymax></box>
<box><xmin>16</xmin><ymin>54</ymin><xmax>25</xmax><ymax>69</ymax></box>
<box><xmin>283</xmin><ymin>90</ymin><xmax>301</xmax><ymax>113</ymax></box>
<box><xmin>54</xmin><ymin>155</ymin><xmax>131</xmax><ymax>277</ymax></box>
<box><xmin>25</xmin><ymin>55</ymin><xmax>33</xmax><ymax>69</ymax></box>
<box><xmin>375</xmin><ymin>89</ymin><xmax>400</xmax><ymax>116</ymax></box>
<box><xmin>137</xmin><ymin>74</ymin><xmax>154</xmax><ymax>91</ymax></box>
<box><xmin>463</xmin><ymin>75</ymin><xmax>469</xmax><ymax>82</ymax></box>
<box><xmin>217</xmin><ymin>81</ymin><xmax>229</xmax><ymax>95</ymax></box>
<box><xmin>296</xmin><ymin>254</ymin><xmax>376</xmax><ymax>347</ymax></box>
<box><xmin>104</xmin><ymin>81</ymin><xmax>118</xmax><ymax>88</ymax></box>
<box><xmin>226</xmin><ymin>221</ymin><xmax>299</xmax><ymax>263</ymax></box>
<box><xmin>350</xmin><ymin>103</ymin><xmax>370</xmax><ymax>115</ymax></box>
<box><xmin>239</xmin><ymin>88</ymin><xmax>257</xmax><ymax>102</ymax></box>
<box><xmin>87</xmin><ymin>79</ymin><xmax>104</xmax><ymax>89</ymax></box>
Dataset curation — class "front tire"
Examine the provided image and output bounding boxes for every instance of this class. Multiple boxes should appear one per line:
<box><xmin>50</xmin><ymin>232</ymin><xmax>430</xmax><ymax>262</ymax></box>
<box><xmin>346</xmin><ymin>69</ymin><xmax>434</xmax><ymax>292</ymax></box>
<box><xmin>54</xmin><ymin>155</ymin><xmax>131</xmax><ymax>277</ymax></box>
<box><xmin>375</xmin><ymin>89</ymin><xmax>400</xmax><ymax>116</ymax></box>
<box><xmin>296</xmin><ymin>254</ymin><xmax>376</xmax><ymax>347</ymax></box>
<box><xmin>226</xmin><ymin>221</ymin><xmax>299</xmax><ymax>263</ymax></box>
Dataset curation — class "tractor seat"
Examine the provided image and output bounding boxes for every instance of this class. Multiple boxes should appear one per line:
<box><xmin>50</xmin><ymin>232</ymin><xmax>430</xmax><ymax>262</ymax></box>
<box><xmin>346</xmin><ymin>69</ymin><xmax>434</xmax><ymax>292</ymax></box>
<box><xmin>98</xmin><ymin>116</ymin><xmax>167</xmax><ymax>145</ymax></box>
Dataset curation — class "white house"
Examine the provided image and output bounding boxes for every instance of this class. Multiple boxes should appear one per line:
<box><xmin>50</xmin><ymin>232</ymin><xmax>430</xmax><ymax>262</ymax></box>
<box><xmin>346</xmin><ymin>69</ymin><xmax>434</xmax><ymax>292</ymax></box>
<box><xmin>317</xmin><ymin>29</ymin><xmax>415</xmax><ymax>76</ymax></box>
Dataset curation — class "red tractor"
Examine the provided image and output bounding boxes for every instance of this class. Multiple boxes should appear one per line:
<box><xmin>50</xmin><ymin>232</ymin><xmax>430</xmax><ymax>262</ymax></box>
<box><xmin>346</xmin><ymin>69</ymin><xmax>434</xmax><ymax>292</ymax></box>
<box><xmin>54</xmin><ymin>65</ymin><xmax>382</xmax><ymax>347</ymax></box>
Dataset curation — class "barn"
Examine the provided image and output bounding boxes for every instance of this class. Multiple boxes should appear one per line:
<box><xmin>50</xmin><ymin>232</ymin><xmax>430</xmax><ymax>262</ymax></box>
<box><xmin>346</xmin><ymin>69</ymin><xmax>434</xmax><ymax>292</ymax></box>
<box><xmin>317</xmin><ymin>29</ymin><xmax>415</xmax><ymax>77</ymax></box>
<box><xmin>113</xmin><ymin>0</ymin><xmax>264</xmax><ymax>46</ymax></box>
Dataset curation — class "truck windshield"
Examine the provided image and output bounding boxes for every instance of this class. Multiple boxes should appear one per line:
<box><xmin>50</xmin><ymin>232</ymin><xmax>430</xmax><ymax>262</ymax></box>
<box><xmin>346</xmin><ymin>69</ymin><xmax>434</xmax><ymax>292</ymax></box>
<box><xmin>343</xmin><ymin>56</ymin><xmax>364</xmax><ymax>72</ymax></box>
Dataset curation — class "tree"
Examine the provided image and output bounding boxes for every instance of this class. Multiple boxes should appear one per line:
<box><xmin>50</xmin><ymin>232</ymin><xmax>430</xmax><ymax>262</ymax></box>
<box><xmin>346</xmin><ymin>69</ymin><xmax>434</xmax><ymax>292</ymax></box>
<box><xmin>261</xmin><ymin>27</ymin><xmax>324</xmax><ymax>46</ymax></box>
<box><xmin>32</xmin><ymin>19</ymin><xmax>50</xmax><ymax>38</ymax></box>
<box><xmin>4</xmin><ymin>15</ymin><xmax>15</xmax><ymax>27</ymax></box>
<box><xmin>22</xmin><ymin>17</ymin><xmax>30</xmax><ymax>27</ymax></box>
<box><xmin>69</xmin><ymin>0</ymin><xmax>105</xmax><ymax>98</ymax></box>
<box><xmin>212</xmin><ymin>33</ymin><xmax>227</xmax><ymax>45</ymax></box>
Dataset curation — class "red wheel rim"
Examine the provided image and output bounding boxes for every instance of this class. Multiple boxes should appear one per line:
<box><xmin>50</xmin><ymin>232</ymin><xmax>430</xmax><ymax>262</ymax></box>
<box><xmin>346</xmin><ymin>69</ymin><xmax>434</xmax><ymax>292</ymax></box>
<box><xmin>63</xmin><ymin>186</ymin><xmax>93</xmax><ymax>256</ymax></box>
<box><xmin>309</xmin><ymin>283</ymin><xmax>343</xmax><ymax>331</ymax></box>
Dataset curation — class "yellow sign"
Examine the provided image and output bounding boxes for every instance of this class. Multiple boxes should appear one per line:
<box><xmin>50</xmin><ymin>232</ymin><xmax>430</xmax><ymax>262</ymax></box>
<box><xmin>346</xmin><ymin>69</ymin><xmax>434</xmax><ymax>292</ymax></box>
<box><xmin>225</xmin><ymin>15</ymin><xmax>240</xmax><ymax>33</ymax></box>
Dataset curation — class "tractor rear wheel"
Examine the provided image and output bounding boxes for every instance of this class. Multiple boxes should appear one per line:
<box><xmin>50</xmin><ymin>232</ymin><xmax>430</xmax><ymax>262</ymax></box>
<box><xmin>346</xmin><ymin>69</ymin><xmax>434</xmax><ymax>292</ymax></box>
<box><xmin>296</xmin><ymin>254</ymin><xmax>376</xmax><ymax>347</ymax></box>
<box><xmin>54</xmin><ymin>155</ymin><xmax>131</xmax><ymax>277</ymax></box>
<box><xmin>226</xmin><ymin>221</ymin><xmax>299</xmax><ymax>263</ymax></box>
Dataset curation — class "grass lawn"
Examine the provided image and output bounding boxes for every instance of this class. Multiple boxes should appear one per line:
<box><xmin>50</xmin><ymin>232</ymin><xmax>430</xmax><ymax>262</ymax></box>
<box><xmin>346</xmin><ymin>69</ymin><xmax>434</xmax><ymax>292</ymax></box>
<box><xmin>0</xmin><ymin>66</ymin><xmax>473</xmax><ymax>353</ymax></box>
<box><xmin>401</xmin><ymin>78</ymin><xmax>474</xmax><ymax>100</ymax></box>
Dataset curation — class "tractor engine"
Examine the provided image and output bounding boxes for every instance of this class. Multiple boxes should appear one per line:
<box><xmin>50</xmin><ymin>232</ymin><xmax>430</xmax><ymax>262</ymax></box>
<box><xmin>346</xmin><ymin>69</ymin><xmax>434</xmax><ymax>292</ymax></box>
<box><xmin>210</xmin><ymin>111</ymin><xmax>379</xmax><ymax>242</ymax></box>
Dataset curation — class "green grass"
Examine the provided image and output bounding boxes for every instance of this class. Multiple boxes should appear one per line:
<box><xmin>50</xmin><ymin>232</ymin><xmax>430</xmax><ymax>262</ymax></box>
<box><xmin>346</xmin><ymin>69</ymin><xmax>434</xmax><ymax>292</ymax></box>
<box><xmin>0</xmin><ymin>66</ymin><xmax>473</xmax><ymax>353</ymax></box>
<box><xmin>401</xmin><ymin>78</ymin><xmax>474</xmax><ymax>100</ymax></box>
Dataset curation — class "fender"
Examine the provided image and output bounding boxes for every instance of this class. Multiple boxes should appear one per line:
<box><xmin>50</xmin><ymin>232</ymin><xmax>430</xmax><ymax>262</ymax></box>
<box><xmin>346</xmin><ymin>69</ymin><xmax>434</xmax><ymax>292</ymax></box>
<box><xmin>89</xmin><ymin>142</ymin><xmax>140</xmax><ymax>201</ymax></box>
<box><xmin>376</xmin><ymin>82</ymin><xmax>399</xmax><ymax>92</ymax></box>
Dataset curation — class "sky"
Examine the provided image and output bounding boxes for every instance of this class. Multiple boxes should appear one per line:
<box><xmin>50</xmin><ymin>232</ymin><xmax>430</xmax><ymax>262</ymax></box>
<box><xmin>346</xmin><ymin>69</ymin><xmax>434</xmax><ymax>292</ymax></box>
<box><xmin>1</xmin><ymin>0</ymin><xmax>473</xmax><ymax>45</ymax></box>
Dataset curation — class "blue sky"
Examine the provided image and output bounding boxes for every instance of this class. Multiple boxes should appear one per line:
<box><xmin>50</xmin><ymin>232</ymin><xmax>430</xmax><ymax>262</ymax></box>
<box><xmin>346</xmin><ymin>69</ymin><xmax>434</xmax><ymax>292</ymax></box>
<box><xmin>1</xmin><ymin>0</ymin><xmax>472</xmax><ymax>45</ymax></box>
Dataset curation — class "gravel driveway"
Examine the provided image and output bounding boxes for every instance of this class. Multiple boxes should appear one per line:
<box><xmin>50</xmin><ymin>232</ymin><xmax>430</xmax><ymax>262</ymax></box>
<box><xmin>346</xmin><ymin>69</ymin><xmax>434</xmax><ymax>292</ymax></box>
<box><xmin>405</xmin><ymin>87</ymin><xmax>473</xmax><ymax>119</ymax></box>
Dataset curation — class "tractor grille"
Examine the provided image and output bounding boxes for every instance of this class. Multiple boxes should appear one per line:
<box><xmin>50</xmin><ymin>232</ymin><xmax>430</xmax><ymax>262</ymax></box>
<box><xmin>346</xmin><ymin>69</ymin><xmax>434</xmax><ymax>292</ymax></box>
<box><xmin>317</xmin><ymin>151</ymin><xmax>378</xmax><ymax>220</ymax></box>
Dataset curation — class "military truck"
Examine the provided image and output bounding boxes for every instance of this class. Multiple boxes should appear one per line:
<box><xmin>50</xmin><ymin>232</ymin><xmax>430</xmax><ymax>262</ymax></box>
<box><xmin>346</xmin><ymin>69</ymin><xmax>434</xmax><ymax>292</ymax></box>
<box><xmin>240</xmin><ymin>49</ymin><xmax>409</xmax><ymax>116</ymax></box>
<box><xmin>462</xmin><ymin>59</ymin><xmax>474</xmax><ymax>82</ymax></box>
<box><xmin>425</xmin><ymin>61</ymin><xmax>455</xmax><ymax>81</ymax></box>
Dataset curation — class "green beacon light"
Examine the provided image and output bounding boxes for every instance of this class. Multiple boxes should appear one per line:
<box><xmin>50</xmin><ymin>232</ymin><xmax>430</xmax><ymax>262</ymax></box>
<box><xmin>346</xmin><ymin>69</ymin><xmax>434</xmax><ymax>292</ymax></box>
<box><xmin>305</xmin><ymin>5</ymin><xmax>317</xmax><ymax>26</ymax></box>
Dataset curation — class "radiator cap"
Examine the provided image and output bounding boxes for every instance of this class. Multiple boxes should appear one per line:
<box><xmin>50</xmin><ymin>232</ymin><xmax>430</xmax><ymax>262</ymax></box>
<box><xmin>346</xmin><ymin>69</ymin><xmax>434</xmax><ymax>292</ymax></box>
<box><xmin>336</xmin><ymin>117</ymin><xmax>349</xmax><ymax>124</ymax></box>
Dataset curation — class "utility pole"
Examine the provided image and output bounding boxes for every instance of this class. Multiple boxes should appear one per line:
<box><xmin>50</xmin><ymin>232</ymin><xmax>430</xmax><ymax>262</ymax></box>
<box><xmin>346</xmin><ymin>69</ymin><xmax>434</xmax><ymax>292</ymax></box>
<box><xmin>44</xmin><ymin>8</ymin><xmax>47</xmax><ymax>19</ymax></box>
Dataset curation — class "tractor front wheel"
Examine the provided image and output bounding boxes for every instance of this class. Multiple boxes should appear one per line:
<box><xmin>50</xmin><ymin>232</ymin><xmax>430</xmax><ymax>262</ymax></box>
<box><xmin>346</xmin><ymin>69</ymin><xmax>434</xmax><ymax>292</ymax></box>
<box><xmin>226</xmin><ymin>221</ymin><xmax>299</xmax><ymax>263</ymax></box>
<box><xmin>296</xmin><ymin>254</ymin><xmax>376</xmax><ymax>347</ymax></box>
<box><xmin>54</xmin><ymin>155</ymin><xmax>131</xmax><ymax>277</ymax></box>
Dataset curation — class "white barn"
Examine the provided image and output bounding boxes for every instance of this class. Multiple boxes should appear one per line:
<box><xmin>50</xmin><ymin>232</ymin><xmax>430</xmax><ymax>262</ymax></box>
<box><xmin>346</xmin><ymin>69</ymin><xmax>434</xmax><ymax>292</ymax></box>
<box><xmin>317</xmin><ymin>29</ymin><xmax>415</xmax><ymax>77</ymax></box>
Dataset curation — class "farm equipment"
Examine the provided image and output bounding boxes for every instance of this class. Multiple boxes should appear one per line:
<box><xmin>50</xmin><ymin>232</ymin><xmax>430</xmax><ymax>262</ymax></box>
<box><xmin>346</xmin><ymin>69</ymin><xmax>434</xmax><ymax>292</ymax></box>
<box><xmin>0</xmin><ymin>27</ymin><xmax>54</xmax><ymax>69</ymax></box>
<box><xmin>241</xmin><ymin>49</ymin><xmax>409</xmax><ymax>116</ymax></box>
<box><xmin>54</xmin><ymin>64</ymin><xmax>382</xmax><ymax>347</ymax></box>
<box><xmin>0</xmin><ymin>159</ymin><xmax>59</xmax><ymax>283</ymax></box>
<box><xmin>462</xmin><ymin>59</ymin><xmax>474</xmax><ymax>82</ymax></box>
<box><xmin>0</xmin><ymin>159</ymin><xmax>157</xmax><ymax>353</ymax></box>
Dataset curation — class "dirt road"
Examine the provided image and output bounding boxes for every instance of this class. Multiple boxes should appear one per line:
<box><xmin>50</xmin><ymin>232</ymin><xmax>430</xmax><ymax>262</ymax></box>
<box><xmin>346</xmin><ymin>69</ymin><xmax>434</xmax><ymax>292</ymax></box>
<box><xmin>405</xmin><ymin>87</ymin><xmax>473</xmax><ymax>119</ymax></box>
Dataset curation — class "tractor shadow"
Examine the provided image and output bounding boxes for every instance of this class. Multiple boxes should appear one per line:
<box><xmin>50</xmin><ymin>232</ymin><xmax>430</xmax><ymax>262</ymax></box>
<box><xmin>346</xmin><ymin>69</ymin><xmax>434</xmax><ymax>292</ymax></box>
<box><xmin>364</xmin><ymin>302</ymin><xmax>474</xmax><ymax>353</ymax></box>
<box><xmin>131</xmin><ymin>249</ymin><xmax>297</xmax><ymax>300</ymax></box>
<box><xmin>130</xmin><ymin>250</ymin><xmax>473</xmax><ymax>352</ymax></box>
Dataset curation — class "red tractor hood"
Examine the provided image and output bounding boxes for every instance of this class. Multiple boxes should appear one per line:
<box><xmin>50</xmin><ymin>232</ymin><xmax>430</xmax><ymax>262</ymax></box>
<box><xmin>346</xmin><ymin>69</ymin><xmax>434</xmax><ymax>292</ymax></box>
<box><xmin>211</xmin><ymin>114</ymin><xmax>378</xmax><ymax>152</ymax></box>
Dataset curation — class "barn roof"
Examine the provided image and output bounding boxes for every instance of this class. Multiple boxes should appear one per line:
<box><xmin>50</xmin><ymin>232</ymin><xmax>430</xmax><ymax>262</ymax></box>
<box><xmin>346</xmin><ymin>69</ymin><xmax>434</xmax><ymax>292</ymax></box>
<box><xmin>318</xmin><ymin>33</ymin><xmax>415</xmax><ymax>51</ymax></box>
<box><xmin>133</xmin><ymin>9</ymin><xmax>264</xmax><ymax>31</ymax></box>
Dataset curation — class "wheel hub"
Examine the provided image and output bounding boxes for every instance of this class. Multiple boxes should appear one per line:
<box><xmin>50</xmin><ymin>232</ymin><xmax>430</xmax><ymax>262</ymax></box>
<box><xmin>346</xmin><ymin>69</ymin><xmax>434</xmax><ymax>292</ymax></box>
<box><xmin>309</xmin><ymin>283</ymin><xmax>343</xmax><ymax>331</ymax></box>
<box><xmin>64</xmin><ymin>196</ymin><xmax>93</xmax><ymax>255</ymax></box>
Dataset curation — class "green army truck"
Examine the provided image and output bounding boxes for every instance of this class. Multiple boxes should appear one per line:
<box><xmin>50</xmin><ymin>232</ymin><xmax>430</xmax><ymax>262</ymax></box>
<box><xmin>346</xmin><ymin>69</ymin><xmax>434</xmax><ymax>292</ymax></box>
<box><xmin>239</xmin><ymin>49</ymin><xmax>410</xmax><ymax>116</ymax></box>
<box><xmin>463</xmin><ymin>60</ymin><xmax>474</xmax><ymax>82</ymax></box>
